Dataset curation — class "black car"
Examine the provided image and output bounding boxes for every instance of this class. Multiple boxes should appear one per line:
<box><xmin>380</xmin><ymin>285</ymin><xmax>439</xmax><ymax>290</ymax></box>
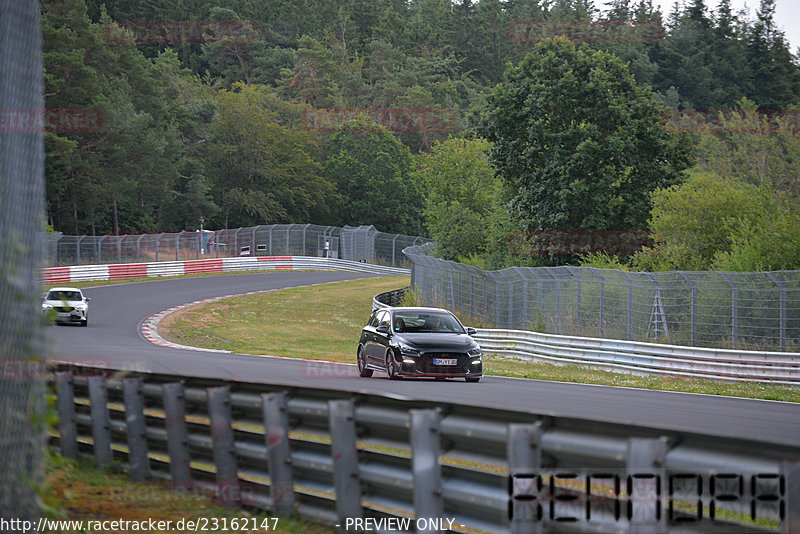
<box><xmin>357</xmin><ymin>306</ymin><xmax>482</xmax><ymax>382</ymax></box>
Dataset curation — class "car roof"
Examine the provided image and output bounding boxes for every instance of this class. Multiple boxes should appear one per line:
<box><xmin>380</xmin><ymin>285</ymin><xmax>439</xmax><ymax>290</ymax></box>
<box><xmin>387</xmin><ymin>307</ymin><xmax>452</xmax><ymax>314</ymax></box>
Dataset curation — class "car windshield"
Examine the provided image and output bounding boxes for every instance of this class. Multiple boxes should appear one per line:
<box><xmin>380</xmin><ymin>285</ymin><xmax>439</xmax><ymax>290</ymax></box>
<box><xmin>393</xmin><ymin>312</ymin><xmax>464</xmax><ymax>334</ymax></box>
<box><xmin>47</xmin><ymin>291</ymin><xmax>82</xmax><ymax>301</ymax></box>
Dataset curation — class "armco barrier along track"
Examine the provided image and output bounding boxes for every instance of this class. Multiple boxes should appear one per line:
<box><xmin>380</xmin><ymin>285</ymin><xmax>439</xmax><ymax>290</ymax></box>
<box><xmin>43</xmin><ymin>256</ymin><xmax>409</xmax><ymax>284</ymax></box>
<box><xmin>373</xmin><ymin>290</ymin><xmax>800</xmax><ymax>386</ymax></box>
<box><xmin>51</xmin><ymin>367</ymin><xmax>800</xmax><ymax>533</ymax></box>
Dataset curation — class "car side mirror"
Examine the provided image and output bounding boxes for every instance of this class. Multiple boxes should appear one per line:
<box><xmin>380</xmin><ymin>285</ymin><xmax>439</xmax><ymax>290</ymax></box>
<box><xmin>376</xmin><ymin>325</ymin><xmax>389</xmax><ymax>334</ymax></box>
<box><xmin>466</xmin><ymin>327</ymin><xmax>477</xmax><ymax>335</ymax></box>
<box><xmin>85</xmin><ymin>297</ymin><xmax>91</xmax><ymax>302</ymax></box>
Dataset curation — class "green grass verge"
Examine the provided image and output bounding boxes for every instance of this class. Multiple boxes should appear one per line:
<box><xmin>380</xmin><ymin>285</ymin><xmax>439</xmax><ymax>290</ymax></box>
<box><xmin>41</xmin><ymin>453</ymin><xmax>334</xmax><ymax>533</ymax></box>
<box><xmin>160</xmin><ymin>276</ymin><xmax>408</xmax><ymax>359</ymax></box>
<box><xmin>158</xmin><ymin>276</ymin><xmax>800</xmax><ymax>402</ymax></box>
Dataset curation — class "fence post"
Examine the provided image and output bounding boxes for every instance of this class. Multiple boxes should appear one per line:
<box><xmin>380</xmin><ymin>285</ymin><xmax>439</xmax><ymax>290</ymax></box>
<box><xmin>136</xmin><ymin>234</ymin><xmax>143</xmax><ymax>263</ymax></box>
<box><xmin>626</xmin><ymin>437</ymin><xmax>667</xmax><ymax>531</ymax></box>
<box><xmin>155</xmin><ymin>234</ymin><xmax>160</xmax><ymax>262</ymax></box>
<box><xmin>76</xmin><ymin>235</ymin><xmax>83</xmax><ymax>265</ymax></box>
<box><xmin>302</xmin><ymin>223</ymin><xmax>310</xmax><ymax>256</ymax></box>
<box><xmin>508</xmin><ymin>422</ymin><xmax>544</xmax><ymax>534</ymax></box>
<box><xmin>555</xmin><ymin>280</ymin><xmax>561</xmax><ymax>335</ymax></box>
<box><xmin>262</xmin><ymin>392</ymin><xmax>295</xmax><ymax>517</ymax></box>
<box><xmin>269</xmin><ymin>225</ymin><xmax>274</xmax><ymax>255</ymax></box>
<box><xmin>122</xmin><ymin>377</ymin><xmax>149</xmax><ymax>481</ymax></box>
<box><xmin>410</xmin><ymin>409</ymin><xmax>443</xmax><ymax>533</ymax></box>
<box><xmin>392</xmin><ymin>234</ymin><xmax>398</xmax><ymax>266</ymax></box>
<box><xmin>117</xmin><ymin>235</ymin><xmax>123</xmax><ymax>264</ymax></box>
<box><xmin>88</xmin><ymin>376</ymin><xmax>112</xmax><ymax>467</ymax></box>
<box><xmin>678</xmin><ymin>273</ymin><xmax>698</xmax><ymax>346</ymax></box>
<box><xmin>55</xmin><ymin>372</ymin><xmax>77</xmax><ymax>459</ymax></box>
<box><xmin>767</xmin><ymin>273</ymin><xmax>787</xmax><ymax>351</ymax></box>
<box><xmin>97</xmin><ymin>235</ymin><xmax>104</xmax><ymax>264</ymax></box>
<box><xmin>718</xmin><ymin>272</ymin><xmax>739</xmax><ymax>347</ymax></box>
<box><xmin>328</xmin><ymin>399</ymin><xmax>362</xmax><ymax>528</ymax></box>
<box><xmin>163</xmin><ymin>382</ymin><xmax>192</xmax><ymax>487</ymax></box>
<box><xmin>208</xmin><ymin>386</ymin><xmax>239</xmax><ymax>505</ymax></box>
<box><xmin>619</xmin><ymin>271</ymin><xmax>634</xmax><ymax>341</ymax></box>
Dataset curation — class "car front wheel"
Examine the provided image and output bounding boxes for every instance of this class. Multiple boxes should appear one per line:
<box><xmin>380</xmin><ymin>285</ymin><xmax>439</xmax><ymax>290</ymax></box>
<box><xmin>357</xmin><ymin>346</ymin><xmax>373</xmax><ymax>377</ymax></box>
<box><xmin>385</xmin><ymin>350</ymin><xmax>400</xmax><ymax>380</ymax></box>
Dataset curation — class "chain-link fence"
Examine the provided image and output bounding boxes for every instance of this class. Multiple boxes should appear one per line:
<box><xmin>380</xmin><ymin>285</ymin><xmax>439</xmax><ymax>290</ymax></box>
<box><xmin>405</xmin><ymin>243</ymin><xmax>800</xmax><ymax>352</ymax></box>
<box><xmin>48</xmin><ymin>224</ymin><xmax>429</xmax><ymax>268</ymax></box>
<box><xmin>0</xmin><ymin>0</ymin><xmax>46</xmax><ymax>520</ymax></box>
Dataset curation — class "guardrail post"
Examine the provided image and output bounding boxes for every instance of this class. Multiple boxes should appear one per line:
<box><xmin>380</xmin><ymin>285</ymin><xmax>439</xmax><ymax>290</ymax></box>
<box><xmin>328</xmin><ymin>399</ymin><xmax>362</xmax><ymax>528</ymax></box>
<box><xmin>163</xmin><ymin>382</ymin><xmax>192</xmax><ymax>488</ymax></box>
<box><xmin>783</xmin><ymin>462</ymin><xmax>799</xmax><ymax>534</ymax></box>
<box><xmin>208</xmin><ymin>386</ymin><xmax>239</xmax><ymax>505</ymax></box>
<box><xmin>122</xmin><ymin>377</ymin><xmax>149</xmax><ymax>481</ymax></box>
<box><xmin>410</xmin><ymin>409</ymin><xmax>443</xmax><ymax>533</ymax></box>
<box><xmin>88</xmin><ymin>376</ymin><xmax>112</xmax><ymax>467</ymax></box>
<box><xmin>262</xmin><ymin>392</ymin><xmax>295</xmax><ymax>517</ymax></box>
<box><xmin>55</xmin><ymin>372</ymin><xmax>77</xmax><ymax>459</ymax></box>
<box><xmin>508</xmin><ymin>422</ymin><xmax>544</xmax><ymax>534</ymax></box>
<box><xmin>626</xmin><ymin>437</ymin><xmax>667</xmax><ymax>532</ymax></box>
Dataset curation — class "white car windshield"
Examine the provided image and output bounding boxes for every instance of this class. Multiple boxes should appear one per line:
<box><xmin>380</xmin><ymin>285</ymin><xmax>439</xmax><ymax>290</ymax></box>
<box><xmin>47</xmin><ymin>291</ymin><xmax>82</xmax><ymax>301</ymax></box>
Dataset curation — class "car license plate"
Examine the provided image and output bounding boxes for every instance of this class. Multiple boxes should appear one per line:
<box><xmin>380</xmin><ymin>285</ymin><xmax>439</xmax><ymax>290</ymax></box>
<box><xmin>433</xmin><ymin>358</ymin><xmax>457</xmax><ymax>366</ymax></box>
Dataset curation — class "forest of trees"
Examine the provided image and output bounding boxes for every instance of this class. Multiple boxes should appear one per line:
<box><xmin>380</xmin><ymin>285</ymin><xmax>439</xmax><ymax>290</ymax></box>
<box><xmin>43</xmin><ymin>0</ymin><xmax>800</xmax><ymax>270</ymax></box>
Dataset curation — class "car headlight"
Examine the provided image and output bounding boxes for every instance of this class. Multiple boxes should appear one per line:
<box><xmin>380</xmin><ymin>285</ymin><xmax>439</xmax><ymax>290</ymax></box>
<box><xmin>398</xmin><ymin>343</ymin><xmax>419</xmax><ymax>355</ymax></box>
<box><xmin>42</xmin><ymin>303</ymin><xmax>52</xmax><ymax>310</ymax></box>
<box><xmin>74</xmin><ymin>303</ymin><xmax>87</xmax><ymax>310</ymax></box>
<box><xmin>468</xmin><ymin>347</ymin><xmax>482</xmax><ymax>357</ymax></box>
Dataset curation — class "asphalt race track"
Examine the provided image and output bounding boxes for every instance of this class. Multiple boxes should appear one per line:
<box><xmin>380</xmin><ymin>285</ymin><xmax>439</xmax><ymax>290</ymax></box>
<box><xmin>46</xmin><ymin>271</ymin><xmax>800</xmax><ymax>449</ymax></box>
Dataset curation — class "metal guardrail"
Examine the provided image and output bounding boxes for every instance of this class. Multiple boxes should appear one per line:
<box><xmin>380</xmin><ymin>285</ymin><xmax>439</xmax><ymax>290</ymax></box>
<box><xmin>473</xmin><ymin>329</ymin><xmax>800</xmax><ymax>386</ymax></box>
<box><xmin>372</xmin><ymin>290</ymin><xmax>800</xmax><ymax>386</ymax></box>
<box><xmin>50</xmin><ymin>366</ymin><xmax>799</xmax><ymax>533</ymax></box>
<box><xmin>43</xmin><ymin>257</ymin><xmax>410</xmax><ymax>284</ymax></box>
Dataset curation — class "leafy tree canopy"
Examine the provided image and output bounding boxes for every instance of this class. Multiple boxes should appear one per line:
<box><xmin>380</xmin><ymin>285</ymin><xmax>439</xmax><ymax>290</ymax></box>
<box><xmin>478</xmin><ymin>38</ymin><xmax>692</xmax><ymax>233</ymax></box>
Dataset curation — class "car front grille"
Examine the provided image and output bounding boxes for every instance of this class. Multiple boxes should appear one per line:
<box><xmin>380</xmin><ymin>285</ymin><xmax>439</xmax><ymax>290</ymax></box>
<box><xmin>416</xmin><ymin>352</ymin><xmax>469</xmax><ymax>374</ymax></box>
<box><xmin>55</xmin><ymin>306</ymin><xmax>74</xmax><ymax>312</ymax></box>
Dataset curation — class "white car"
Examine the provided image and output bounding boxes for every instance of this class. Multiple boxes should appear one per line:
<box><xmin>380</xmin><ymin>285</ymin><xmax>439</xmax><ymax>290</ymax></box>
<box><xmin>42</xmin><ymin>287</ymin><xmax>90</xmax><ymax>326</ymax></box>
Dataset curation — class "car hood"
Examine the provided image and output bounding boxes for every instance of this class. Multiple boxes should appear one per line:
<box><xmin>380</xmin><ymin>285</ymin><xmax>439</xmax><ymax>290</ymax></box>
<box><xmin>394</xmin><ymin>333</ymin><xmax>477</xmax><ymax>351</ymax></box>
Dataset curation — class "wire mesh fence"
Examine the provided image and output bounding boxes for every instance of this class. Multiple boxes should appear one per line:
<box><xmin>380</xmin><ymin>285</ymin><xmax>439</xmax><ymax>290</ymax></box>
<box><xmin>48</xmin><ymin>224</ymin><xmax>430</xmax><ymax>268</ymax></box>
<box><xmin>405</xmin><ymin>243</ymin><xmax>800</xmax><ymax>352</ymax></box>
<box><xmin>0</xmin><ymin>0</ymin><xmax>46</xmax><ymax>519</ymax></box>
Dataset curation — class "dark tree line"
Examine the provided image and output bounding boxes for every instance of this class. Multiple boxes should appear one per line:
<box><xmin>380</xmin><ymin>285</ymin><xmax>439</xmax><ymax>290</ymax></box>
<box><xmin>44</xmin><ymin>0</ymin><xmax>800</xmax><ymax>238</ymax></box>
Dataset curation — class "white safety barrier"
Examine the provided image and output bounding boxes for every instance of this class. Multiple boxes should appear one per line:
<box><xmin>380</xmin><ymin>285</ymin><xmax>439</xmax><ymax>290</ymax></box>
<box><xmin>43</xmin><ymin>256</ymin><xmax>410</xmax><ymax>284</ymax></box>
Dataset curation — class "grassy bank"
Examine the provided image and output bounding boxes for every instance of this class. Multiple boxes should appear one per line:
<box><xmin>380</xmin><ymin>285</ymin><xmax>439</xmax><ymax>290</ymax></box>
<box><xmin>158</xmin><ymin>276</ymin><xmax>800</xmax><ymax>402</ymax></box>
<box><xmin>41</xmin><ymin>454</ymin><xmax>334</xmax><ymax>533</ymax></box>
